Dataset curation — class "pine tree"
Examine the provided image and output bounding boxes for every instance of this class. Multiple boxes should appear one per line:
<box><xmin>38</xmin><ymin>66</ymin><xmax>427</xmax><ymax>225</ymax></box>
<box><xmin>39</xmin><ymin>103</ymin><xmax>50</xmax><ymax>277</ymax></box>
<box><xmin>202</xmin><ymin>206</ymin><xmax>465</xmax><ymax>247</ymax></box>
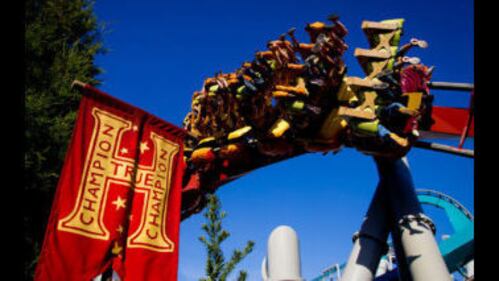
<box><xmin>25</xmin><ymin>0</ymin><xmax>105</xmax><ymax>278</ymax></box>
<box><xmin>199</xmin><ymin>195</ymin><xmax>255</xmax><ymax>281</ymax></box>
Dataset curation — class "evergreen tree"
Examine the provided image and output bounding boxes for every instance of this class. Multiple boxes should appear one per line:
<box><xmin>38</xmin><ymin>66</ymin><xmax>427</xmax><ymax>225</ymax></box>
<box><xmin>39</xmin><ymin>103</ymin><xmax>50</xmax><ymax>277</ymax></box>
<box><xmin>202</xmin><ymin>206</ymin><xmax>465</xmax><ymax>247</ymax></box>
<box><xmin>25</xmin><ymin>0</ymin><xmax>105</xmax><ymax>278</ymax></box>
<box><xmin>199</xmin><ymin>195</ymin><xmax>254</xmax><ymax>281</ymax></box>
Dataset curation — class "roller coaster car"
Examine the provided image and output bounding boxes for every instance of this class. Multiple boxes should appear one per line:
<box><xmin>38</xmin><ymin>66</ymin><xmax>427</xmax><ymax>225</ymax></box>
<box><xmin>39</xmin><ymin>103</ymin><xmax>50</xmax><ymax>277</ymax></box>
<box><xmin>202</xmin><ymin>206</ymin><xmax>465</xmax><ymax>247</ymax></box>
<box><xmin>179</xmin><ymin>15</ymin><xmax>474</xmax><ymax>220</ymax></box>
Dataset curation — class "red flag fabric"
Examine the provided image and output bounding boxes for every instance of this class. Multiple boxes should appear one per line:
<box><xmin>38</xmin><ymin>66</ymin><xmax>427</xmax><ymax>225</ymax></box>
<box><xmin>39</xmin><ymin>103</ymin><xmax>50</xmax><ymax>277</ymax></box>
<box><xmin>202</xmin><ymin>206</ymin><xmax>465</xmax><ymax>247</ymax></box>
<box><xmin>35</xmin><ymin>83</ymin><xmax>186</xmax><ymax>281</ymax></box>
<box><xmin>430</xmin><ymin>106</ymin><xmax>474</xmax><ymax>137</ymax></box>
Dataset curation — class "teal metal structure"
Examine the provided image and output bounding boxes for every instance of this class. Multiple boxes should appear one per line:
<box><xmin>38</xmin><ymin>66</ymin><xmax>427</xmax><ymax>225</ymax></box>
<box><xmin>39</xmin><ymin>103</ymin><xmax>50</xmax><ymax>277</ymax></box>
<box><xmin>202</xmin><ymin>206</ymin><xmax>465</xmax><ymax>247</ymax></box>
<box><xmin>416</xmin><ymin>189</ymin><xmax>474</xmax><ymax>274</ymax></box>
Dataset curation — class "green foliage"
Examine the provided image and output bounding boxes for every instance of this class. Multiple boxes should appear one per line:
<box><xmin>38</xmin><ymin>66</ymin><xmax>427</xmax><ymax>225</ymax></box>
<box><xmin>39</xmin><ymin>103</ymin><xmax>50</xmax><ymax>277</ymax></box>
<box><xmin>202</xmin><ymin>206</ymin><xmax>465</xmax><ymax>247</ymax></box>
<box><xmin>25</xmin><ymin>0</ymin><xmax>106</xmax><ymax>278</ymax></box>
<box><xmin>199</xmin><ymin>195</ymin><xmax>255</xmax><ymax>281</ymax></box>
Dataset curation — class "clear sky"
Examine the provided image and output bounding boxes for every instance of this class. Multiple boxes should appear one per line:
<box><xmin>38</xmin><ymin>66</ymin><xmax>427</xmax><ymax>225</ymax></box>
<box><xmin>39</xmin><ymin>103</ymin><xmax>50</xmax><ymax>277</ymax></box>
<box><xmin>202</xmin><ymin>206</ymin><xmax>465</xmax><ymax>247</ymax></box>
<box><xmin>93</xmin><ymin>0</ymin><xmax>473</xmax><ymax>280</ymax></box>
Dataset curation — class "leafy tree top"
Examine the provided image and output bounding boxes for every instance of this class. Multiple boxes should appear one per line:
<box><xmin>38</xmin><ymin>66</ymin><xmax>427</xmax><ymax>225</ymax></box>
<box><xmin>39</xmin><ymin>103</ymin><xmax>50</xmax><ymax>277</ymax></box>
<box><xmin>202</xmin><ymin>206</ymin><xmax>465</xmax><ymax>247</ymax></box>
<box><xmin>199</xmin><ymin>194</ymin><xmax>254</xmax><ymax>281</ymax></box>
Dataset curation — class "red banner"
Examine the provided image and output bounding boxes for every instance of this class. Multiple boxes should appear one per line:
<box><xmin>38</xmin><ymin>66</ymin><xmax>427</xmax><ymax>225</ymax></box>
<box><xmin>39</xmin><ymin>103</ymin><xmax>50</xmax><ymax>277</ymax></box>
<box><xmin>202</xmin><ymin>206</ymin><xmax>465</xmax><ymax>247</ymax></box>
<box><xmin>431</xmin><ymin>106</ymin><xmax>474</xmax><ymax>137</ymax></box>
<box><xmin>35</xmin><ymin>83</ymin><xmax>186</xmax><ymax>281</ymax></box>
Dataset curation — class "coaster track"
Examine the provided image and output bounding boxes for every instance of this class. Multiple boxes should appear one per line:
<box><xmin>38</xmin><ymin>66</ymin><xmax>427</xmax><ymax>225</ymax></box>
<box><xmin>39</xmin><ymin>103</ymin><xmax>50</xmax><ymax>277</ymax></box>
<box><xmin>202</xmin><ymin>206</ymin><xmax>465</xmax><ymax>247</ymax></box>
<box><xmin>180</xmin><ymin>16</ymin><xmax>445</xmax><ymax>219</ymax></box>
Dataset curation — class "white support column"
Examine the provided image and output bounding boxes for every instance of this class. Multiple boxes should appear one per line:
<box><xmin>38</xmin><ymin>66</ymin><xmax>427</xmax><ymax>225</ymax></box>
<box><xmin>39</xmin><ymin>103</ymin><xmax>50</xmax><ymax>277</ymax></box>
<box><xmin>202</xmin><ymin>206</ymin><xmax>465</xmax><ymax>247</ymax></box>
<box><xmin>262</xmin><ymin>225</ymin><xmax>303</xmax><ymax>281</ymax></box>
<box><xmin>341</xmin><ymin>176</ymin><xmax>391</xmax><ymax>281</ymax></box>
<box><xmin>377</xmin><ymin>157</ymin><xmax>451</xmax><ymax>281</ymax></box>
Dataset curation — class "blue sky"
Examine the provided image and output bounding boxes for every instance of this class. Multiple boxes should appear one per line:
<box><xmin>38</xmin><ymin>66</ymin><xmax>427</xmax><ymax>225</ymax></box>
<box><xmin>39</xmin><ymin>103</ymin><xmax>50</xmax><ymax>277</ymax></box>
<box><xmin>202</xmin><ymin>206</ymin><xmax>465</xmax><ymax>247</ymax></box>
<box><xmin>93</xmin><ymin>0</ymin><xmax>473</xmax><ymax>280</ymax></box>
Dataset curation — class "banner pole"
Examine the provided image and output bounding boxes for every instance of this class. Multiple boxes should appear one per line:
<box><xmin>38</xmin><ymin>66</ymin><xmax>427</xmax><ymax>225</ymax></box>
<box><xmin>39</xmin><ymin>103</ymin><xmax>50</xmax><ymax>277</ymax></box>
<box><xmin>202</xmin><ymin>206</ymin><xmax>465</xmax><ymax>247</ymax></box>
<box><xmin>71</xmin><ymin>79</ymin><xmax>88</xmax><ymax>89</ymax></box>
<box><xmin>414</xmin><ymin>141</ymin><xmax>474</xmax><ymax>158</ymax></box>
<box><xmin>427</xmin><ymin>81</ymin><xmax>474</xmax><ymax>92</ymax></box>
